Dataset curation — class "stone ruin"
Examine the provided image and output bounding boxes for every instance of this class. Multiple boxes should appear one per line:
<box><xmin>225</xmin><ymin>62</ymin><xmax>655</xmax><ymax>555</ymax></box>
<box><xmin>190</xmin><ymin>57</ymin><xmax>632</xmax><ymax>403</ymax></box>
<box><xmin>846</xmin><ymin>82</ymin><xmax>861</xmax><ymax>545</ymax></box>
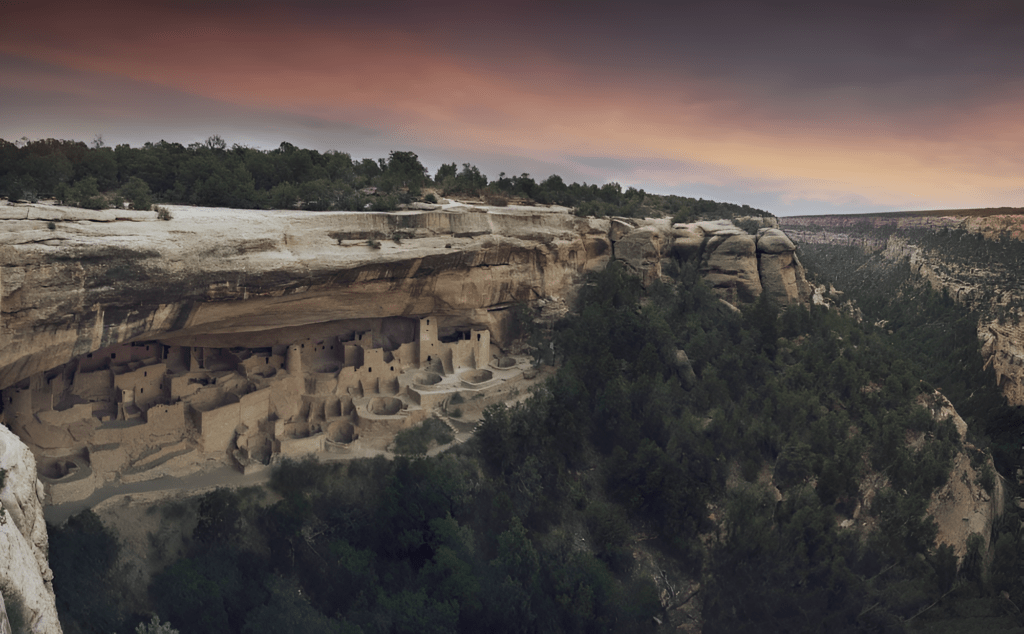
<box><xmin>0</xmin><ymin>316</ymin><xmax>529</xmax><ymax>506</ymax></box>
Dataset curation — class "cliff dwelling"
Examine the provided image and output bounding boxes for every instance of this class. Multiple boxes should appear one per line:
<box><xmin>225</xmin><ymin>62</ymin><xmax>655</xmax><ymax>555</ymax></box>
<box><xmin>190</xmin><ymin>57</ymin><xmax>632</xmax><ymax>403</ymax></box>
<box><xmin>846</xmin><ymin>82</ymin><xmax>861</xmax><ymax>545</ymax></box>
<box><xmin>1</xmin><ymin>316</ymin><xmax>528</xmax><ymax>506</ymax></box>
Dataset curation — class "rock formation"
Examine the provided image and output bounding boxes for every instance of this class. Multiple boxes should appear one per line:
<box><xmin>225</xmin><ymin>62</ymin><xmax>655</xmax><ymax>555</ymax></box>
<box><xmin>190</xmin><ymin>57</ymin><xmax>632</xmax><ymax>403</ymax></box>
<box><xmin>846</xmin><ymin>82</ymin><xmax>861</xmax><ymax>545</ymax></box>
<box><xmin>781</xmin><ymin>211</ymin><xmax>1024</xmax><ymax>406</ymax></box>
<box><xmin>0</xmin><ymin>425</ymin><xmax>61</xmax><ymax>634</ymax></box>
<box><xmin>922</xmin><ymin>392</ymin><xmax>1006</xmax><ymax>561</ymax></box>
<box><xmin>0</xmin><ymin>203</ymin><xmax>810</xmax><ymax>499</ymax></box>
<box><xmin>2</xmin><ymin>204</ymin><xmax>807</xmax><ymax>398</ymax></box>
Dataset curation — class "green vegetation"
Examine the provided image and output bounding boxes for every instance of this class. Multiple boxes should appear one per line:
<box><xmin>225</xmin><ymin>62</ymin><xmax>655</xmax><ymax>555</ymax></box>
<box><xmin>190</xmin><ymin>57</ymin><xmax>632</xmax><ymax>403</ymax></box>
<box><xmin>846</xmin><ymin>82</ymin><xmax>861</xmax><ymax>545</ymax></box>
<box><xmin>1</xmin><ymin>137</ymin><xmax>770</xmax><ymax>220</ymax></box>
<box><xmin>46</xmin><ymin>261</ymin><xmax>1024</xmax><ymax>633</ymax></box>
<box><xmin>798</xmin><ymin>242</ymin><xmax>1024</xmax><ymax>474</ymax></box>
<box><xmin>392</xmin><ymin>416</ymin><xmax>455</xmax><ymax>455</ymax></box>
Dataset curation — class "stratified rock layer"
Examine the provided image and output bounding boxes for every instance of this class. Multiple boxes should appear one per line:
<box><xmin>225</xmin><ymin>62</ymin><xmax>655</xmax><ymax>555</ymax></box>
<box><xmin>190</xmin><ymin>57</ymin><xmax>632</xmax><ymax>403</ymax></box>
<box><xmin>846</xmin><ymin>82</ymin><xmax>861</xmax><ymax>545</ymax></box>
<box><xmin>781</xmin><ymin>211</ymin><xmax>1024</xmax><ymax>405</ymax></box>
<box><xmin>1</xmin><ymin>205</ymin><xmax>808</xmax><ymax>393</ymax></box>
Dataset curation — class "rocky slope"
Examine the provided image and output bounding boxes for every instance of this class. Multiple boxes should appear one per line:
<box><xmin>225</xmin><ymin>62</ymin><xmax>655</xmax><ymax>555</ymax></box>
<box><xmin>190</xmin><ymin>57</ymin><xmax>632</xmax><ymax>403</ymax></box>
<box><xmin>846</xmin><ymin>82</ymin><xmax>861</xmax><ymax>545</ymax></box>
<box><xmin>0</xmin><ymin>424</ymin><xmax>60</xmax><ymax>634</ymax></box>
<box><xmin>782</xmin><ymin>210</ymin><xmax>1024</xmax><ymax>406</ymax></box>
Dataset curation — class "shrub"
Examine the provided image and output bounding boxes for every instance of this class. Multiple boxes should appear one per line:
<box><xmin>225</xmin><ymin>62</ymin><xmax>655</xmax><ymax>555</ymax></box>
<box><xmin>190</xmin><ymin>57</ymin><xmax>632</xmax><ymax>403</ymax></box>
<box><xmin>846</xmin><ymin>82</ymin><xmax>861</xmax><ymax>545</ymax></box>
<box><xmin>483</xmin><ymin>187</ymin><xmax>509</xmax><ymax>207</ymax></box>
<box><xmin>367</xmin><ymin>239</ymin><xmax>381</xmax><ymax>249</ymax></box>
<box><xmin>69</xmin><ymin>177</ymin><xmax>107</xmax><ymax>210</ymax></box>
<box><xmin>48</xmin><ymin>221</ymin><xmax>56</xmax><ymax>230</ymax></box>
<box><xmin>424</xmin><ymin>192</ymin><xmax>438</xmax><ymax>204</ymax></box>
<box><xmin>392</xmin><ymin>417</ymin><xmax>455</xmax><ymax>455</ymax></box>
<box><xmin>135</xmin><ymin>615</ymin><xmax>180</xmax><ymax>634</ymax></box>
<box><xmin>155</xmin><ymin>206</ymin><xmax>172</xmax><ymax>221</ymax></box>
<box><xmin>121</xmin><ymin>176</ymin><xmax>153</xmax><ymax>211</ymax></box>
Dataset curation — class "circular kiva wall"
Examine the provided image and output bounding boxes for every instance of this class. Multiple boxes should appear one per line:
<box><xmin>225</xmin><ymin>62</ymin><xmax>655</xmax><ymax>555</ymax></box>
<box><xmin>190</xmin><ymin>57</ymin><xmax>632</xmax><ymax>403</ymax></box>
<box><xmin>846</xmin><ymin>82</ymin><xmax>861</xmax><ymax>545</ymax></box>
<box><xmin>368</xmin><ymin>396</ymin><xmax>403</xmax><ymax>416</ymax></box>
<box><xmin>460</xmin><ymin>369</ymin><xmax>493</xmax><ymax>384</ymax></box>
<box><xmin>413</xmin><ymin>372</ymin><xmax>442</xmax><ymax>386</ymax></box>
<box><xmin>328</xmin><ymin>420</ymin><xmax>356</xmax><ymax>443</ymax></box>
<box><xmin>40</xmin><ymin>455</ymin><xmax>87</xmax><ymax>480</ymax></box>
<box><xmin>493</xmin><ymin>357</ymin><xmax>516</xmax><ymax>369</ymax></box>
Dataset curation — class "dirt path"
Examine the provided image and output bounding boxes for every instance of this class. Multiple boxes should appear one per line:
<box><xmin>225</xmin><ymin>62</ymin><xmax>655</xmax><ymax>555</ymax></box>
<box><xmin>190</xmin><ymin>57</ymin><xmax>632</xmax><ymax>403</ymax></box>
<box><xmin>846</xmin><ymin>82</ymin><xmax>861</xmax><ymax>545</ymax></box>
<box><xmin>44</xmin><ymin>464</ymin><xmax>274</xmax><ymax>524</ymax></box>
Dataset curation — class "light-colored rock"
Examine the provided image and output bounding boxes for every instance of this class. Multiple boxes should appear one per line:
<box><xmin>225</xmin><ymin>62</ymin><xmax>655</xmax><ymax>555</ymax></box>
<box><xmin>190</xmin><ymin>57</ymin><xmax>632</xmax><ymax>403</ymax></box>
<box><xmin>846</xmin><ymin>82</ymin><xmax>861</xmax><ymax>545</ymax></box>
<box><xmin>675</xmin><ymin>350</ymin><xmax>696</xmax><ymax>390</ymax></box>
<box><xmin>0</xmin><ymin>205</ymin><xmax>597</xmax><ymax>391</ymax></box>
<box><xmin>671</xmin><ymin>225</ymin><xmax>705</xmax><ymax>261</ymax></box>
<box><xmin>702</xmin><ymin>234</ymin><xmax>762</xmax><ymax>303</ymax></box>
<box><xmin>0</xmin><ymin>425</ymin><xmax>61</xmax><ymax>634</ymax></box>
<box><xmin>755</xmin><ymin>228</ymin><xmax>796</xmax><ymax>254</ymax></box>
<box><xmin>614</xmin><ymin>227</ymin><xmax>664</xmax><ymax>286</ymax></box>
<box><xmin>609</xmin><ymin>218</ymin><xmax>636</xmax><ymax>242</ymax></box>
<box><xmin>695</xmin><ymin>220</ymin><xmax>744</xmax><ymax>236</ymax></box>
<box><xmin>979</xmin><ymin>320</ymin><xmax>1024</xmax><ymax>407</ymax></box>
<box><xmin>0</xmin><ymin>590</ymin><xmax>12</xmax><ymax>634</ymax></box>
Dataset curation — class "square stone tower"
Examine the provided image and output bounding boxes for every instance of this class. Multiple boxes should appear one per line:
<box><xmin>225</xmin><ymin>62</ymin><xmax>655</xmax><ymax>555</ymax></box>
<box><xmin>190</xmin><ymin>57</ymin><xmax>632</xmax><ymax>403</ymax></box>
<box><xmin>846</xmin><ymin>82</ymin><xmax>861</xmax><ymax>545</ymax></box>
<box><xmin>418</xmin><ymin>317</ymin><xmax>439</xmax><ymax>367</ymax></box>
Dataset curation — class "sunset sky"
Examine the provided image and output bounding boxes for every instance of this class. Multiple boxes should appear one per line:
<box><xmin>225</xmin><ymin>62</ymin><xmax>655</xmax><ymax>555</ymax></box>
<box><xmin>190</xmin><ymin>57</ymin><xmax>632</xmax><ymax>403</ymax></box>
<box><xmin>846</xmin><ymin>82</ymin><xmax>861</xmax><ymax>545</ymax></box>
<box><xmin>2</xmin><ymin>0</ymin><xmax>1021</xmax><ymax>215</ymax></box>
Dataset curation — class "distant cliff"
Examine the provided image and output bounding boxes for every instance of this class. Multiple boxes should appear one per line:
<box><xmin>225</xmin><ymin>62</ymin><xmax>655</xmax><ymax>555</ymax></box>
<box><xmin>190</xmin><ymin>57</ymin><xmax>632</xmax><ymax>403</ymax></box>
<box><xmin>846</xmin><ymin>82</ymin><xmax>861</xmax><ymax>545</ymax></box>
<box><xmin>781</xmin><ymin>210</ymin><xmax>1024</xmax><ymax>406</ymax></box>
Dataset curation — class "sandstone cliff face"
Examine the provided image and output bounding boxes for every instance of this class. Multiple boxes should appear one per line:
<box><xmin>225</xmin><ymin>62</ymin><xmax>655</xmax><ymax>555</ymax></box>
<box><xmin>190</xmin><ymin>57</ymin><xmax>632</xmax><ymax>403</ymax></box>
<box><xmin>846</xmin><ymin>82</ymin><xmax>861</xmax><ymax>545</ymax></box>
<box><xmin>1</xmin><ymin>204</ymin><xmax>808</xmax><ymax>395</ymax></box>
<box><xmin>0</xmin><ymin>424</ymin><xmax>61</xmax><ymax>634</ymax></box>
<box><xmin>0</xmin><ymin>204</ymin><xmax>609</xmax><ymax>392</ymax></box>
<box><xmin>781</xmin><ymin>212</ymin><xmax>1024</xmax><ymax>406</ymax></box>
<box><xmin>979</xmin><ymin>320</ymin><xmax>1024</xmax><ymax>406</ymax></box>
<box><xmin>922</xmin><ymin>392</ymin><xmax>1006</xmax><ymax>561</ymax></box>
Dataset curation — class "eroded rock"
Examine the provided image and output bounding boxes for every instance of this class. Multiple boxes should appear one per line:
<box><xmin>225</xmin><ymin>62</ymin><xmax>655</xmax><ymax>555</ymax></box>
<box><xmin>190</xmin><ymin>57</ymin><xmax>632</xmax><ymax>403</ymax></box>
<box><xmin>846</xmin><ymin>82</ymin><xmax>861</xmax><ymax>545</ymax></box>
<box><xmin>0</xmin><ymin>425</ymin><xmax>61</xmax><ymax>634</ymax></box>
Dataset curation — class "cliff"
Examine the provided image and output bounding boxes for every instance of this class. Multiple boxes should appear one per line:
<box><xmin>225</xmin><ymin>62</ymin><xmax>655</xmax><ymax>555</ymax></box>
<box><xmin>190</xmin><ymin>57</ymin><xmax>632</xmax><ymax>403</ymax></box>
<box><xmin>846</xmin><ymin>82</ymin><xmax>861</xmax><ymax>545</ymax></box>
<box><xmin>782</xmin><ymin>211</ymin><xmax>1024</xmax><ymax>406</ymax></box>
<box><xmin>0</xmin><ymin>424</ymin><xmax>61</xmax><ymax>634</ymax></box>
<box><xmin>1</xmin><ymin>202</ymin><xmax>808</xmax><ymax>394</ymax></box>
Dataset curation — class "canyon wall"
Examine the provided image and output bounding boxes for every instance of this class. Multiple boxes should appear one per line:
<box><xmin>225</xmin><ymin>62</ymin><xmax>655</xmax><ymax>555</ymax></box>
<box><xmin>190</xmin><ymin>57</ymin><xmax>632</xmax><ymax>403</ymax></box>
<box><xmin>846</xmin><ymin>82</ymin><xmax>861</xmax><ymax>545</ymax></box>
<box><xmin>0</xmin><ymin>424</ymin><xmax>61</xmax><ymax>634</ymax></box>
<box><xmin>782</xmin><ymin>211</ymin><xmax>1024</xmax><ymax>406</ymax></box>
<box><xmin>2</xmin><ymin>203</ymin><xmax>808</xmax><ymax>394</ymax></box>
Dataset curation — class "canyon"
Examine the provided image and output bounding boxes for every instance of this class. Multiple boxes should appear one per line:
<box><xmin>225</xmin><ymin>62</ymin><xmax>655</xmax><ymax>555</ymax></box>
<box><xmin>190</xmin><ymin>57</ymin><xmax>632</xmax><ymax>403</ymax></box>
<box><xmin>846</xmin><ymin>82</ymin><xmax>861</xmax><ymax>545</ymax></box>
<box><xmin>781</xmin><ymin>210</ymin><xmax>1024</xmax><ymax>407</ymax></box>
<box><xmin>1</xmin><ymin>200</ymin><xmax>813</xmax><ymax>633</ymax></box>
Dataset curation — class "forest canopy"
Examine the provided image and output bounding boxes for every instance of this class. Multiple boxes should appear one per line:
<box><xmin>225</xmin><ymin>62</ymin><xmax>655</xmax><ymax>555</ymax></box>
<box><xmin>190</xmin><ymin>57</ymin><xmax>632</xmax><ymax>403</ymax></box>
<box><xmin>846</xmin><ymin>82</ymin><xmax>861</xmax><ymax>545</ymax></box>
<box><xmin>0</xmin><ymin>136</ymin><xmax>769</xmax><ymax>221</ymax></box>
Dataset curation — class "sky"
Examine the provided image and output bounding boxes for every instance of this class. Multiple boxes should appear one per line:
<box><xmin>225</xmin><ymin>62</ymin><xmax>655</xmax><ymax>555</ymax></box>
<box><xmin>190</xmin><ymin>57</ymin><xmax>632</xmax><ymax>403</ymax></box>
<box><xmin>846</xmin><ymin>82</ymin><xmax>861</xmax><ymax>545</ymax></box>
<box><xmin>1</xmin><ymin>0</ymin><xmax>1022</xmax><ymax>216</ymax></box>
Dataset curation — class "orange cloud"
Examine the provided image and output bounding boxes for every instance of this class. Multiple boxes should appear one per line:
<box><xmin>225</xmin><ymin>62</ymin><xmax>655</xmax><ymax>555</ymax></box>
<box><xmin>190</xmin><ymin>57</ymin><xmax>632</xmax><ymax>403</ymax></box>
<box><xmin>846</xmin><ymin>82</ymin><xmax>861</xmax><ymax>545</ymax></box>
<box><xmin>2</xmin><ymin>1</ymin><xmax>1021</xmax><ymax>212</ymax></box>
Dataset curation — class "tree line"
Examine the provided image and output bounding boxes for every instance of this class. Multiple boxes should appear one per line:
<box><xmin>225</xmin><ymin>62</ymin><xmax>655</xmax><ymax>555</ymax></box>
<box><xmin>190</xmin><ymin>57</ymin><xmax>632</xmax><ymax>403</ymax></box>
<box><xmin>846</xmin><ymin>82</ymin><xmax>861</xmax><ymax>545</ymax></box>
<box><xmin>0</xmin><ymin>136</ymin><xmax>769</xmax><ymax>221</ymax></box>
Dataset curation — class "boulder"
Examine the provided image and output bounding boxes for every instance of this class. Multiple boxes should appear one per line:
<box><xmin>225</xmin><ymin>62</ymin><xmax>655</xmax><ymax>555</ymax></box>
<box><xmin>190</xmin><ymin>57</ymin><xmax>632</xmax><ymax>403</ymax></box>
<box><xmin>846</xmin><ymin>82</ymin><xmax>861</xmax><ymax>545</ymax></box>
<box><xmin>609</xmin><ymin>218</ymin><xmax>636</xmax><ymax>242</ymax></box>
<box><xmin>671</xmin><ymin>225</ymin><xmax>705</xmax><ymax>261</ymax></box>
<box><xmin>675</xmin><ymin>349</ymin><xmax>697</xmax><ymax>390</ymax></box>
<box><xmin>755</xmin><ymin>228</ymin><xmax>796</xmax><ymax>254</ymax></box>
<box><xmin>702</xmin><ymin>234</ymin><xmax>762</xmax><ymax>303</ymax></box>
<box><xmin>759</xmin><ymin>251</ymin><xmax>811</xmax><ymax>305</ymax></box>
<box><xmin>614</xmin><ymin>227</ymin><xmax>664</xmax><ymax>286</ymax></box>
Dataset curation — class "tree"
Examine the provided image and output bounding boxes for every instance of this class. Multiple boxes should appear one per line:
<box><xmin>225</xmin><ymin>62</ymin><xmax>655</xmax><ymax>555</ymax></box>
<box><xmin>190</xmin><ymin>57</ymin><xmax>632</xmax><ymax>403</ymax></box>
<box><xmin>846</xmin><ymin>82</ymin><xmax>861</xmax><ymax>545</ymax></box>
<box><xmin>136</xmin><ymin>615</ymin><xmax>180</xmax><ymax>634</ymax></box>
<box><xmin>69</xmin><ymin>177</ymin><xmax>107</xmax><ymax>209</ymax></box>
<box><xmin>121</xmin><ymin>176</ymin><xmax>153</xmax><ymax>210</ymax></box>
<box><xmin>382</xmin><ymin>151</ymin><xmax>429</xmax><ymax>190</ymax></box>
